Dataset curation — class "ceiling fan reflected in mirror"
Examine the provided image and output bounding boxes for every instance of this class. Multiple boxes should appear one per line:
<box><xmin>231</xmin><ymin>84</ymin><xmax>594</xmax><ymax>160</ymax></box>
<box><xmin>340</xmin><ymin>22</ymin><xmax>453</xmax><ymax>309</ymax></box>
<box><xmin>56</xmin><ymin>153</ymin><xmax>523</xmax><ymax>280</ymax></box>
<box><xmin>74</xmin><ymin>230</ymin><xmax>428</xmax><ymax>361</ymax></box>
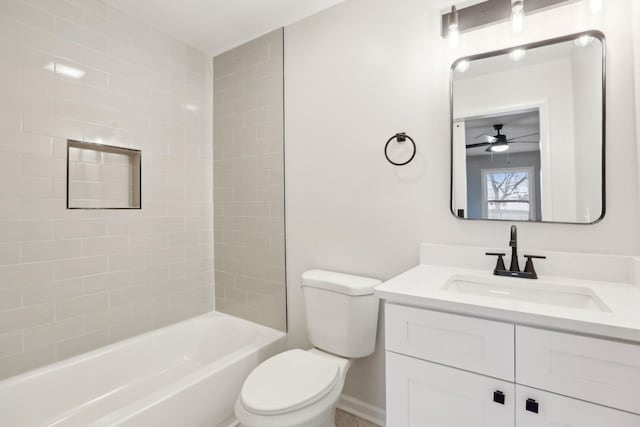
<box><xmin>466</xmin><ymin>124</ymin><xmax>539</xmax><ymax>153</ymax></box>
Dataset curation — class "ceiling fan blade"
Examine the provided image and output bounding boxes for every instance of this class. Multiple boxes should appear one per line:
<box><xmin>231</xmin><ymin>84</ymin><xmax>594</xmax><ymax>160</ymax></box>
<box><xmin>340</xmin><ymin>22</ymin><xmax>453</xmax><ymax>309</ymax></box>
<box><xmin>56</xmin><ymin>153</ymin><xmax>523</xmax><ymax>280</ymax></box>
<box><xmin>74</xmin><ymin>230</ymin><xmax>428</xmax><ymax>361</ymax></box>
<box><xmin>509</xmin><ymin>140</ymin><xmax>539</xmax><ymax>144</ymax></box>
<box><xmin>506</xmin><ymin>132</ymin><xmax>539</xmax><ymax>142</ymax></box>
<box><xmin>474</xmin><ymin>134</ymin><xmax>498</xmax><ymax>142</ymax></box>
<box><xmin>466</xmin><ymin>142</ymin><xmax>491</xmax><ymax>149</ymax></box>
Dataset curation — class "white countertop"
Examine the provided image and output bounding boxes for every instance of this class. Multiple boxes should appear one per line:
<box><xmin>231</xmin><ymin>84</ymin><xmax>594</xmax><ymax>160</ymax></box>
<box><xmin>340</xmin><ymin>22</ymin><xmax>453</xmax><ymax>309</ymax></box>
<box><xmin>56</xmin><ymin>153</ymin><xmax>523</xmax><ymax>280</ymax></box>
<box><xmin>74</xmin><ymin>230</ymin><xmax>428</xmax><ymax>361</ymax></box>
<box><xmin>375</xmin><ymin>264</ymin><xmax>640</xmax><ymax>343</ymax></box>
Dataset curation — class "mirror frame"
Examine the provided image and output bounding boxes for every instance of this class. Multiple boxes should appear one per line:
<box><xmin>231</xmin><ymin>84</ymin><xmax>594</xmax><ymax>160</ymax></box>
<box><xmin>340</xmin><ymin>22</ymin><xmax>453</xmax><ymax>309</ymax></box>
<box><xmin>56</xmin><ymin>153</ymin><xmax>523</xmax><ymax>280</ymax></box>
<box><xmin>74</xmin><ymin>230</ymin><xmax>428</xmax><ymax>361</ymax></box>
<box><xmin>449</xmin><ymin>30</ymin><xmax>606</xmax><ymax>225</ymax></box>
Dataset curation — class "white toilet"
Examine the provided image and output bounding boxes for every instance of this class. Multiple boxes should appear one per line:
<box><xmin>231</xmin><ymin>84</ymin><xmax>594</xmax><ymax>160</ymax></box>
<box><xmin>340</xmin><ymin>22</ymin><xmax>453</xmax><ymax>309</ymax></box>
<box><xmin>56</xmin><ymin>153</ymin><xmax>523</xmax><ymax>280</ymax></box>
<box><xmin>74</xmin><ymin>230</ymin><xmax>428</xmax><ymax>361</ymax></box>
<box><xmin>234</xmin><ymin>269</ymin><xmax>381</xmax><ymax>427</ymax></box>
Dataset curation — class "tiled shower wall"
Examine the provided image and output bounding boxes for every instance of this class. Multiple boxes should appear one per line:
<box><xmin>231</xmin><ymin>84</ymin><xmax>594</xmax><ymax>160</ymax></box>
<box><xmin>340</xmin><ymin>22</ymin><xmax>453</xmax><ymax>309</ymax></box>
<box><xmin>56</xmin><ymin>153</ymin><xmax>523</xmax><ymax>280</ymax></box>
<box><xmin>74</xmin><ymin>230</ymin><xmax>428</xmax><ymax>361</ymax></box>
<box><xmin>0</xmin><ymin>0</ymin><xmax>214</xmax><ymax>379</ymax></box>
<box><xmin>213</xmin><ymin>29</ymin><xmax>286</xmax><ymax>331</ymax></box>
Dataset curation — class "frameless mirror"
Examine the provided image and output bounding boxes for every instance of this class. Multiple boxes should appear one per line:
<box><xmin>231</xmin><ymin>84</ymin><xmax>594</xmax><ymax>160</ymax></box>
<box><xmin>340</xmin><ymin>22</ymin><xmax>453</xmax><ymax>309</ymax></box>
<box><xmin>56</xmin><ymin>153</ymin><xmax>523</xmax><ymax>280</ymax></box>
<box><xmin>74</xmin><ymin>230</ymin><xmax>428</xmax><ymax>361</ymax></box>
<box><xmin>450</xmin><ymin>31</ymin><xmax>605</xmax><ymax>224</ymax></box>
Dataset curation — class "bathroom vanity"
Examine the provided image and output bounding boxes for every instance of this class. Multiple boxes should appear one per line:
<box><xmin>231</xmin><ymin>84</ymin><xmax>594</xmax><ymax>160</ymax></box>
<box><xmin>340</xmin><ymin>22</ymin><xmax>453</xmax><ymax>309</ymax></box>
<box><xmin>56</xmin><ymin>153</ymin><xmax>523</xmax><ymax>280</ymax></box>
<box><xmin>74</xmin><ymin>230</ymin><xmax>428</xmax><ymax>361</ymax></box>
<box><xmin>411</xmin><ymin>24</ymin><xmax>632</xmax><ymax>425</ymax></box>
<box><xmin>376</xmin><ymin>256</ymin><xmax>640</xmax><ymax>426</ymax></box>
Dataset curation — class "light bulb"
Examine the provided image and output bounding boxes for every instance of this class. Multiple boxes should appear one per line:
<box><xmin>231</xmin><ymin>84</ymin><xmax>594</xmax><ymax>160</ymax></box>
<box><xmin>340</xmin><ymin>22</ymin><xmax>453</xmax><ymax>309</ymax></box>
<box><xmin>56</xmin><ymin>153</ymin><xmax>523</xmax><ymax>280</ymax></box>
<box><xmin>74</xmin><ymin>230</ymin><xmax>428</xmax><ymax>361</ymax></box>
<box><xmin>449</xmin><ymin>25</ymin><xmax>460</xmax><ymax>48</ymax></box>
<box><xmin>448</xmin><ymin>6</ymin><xmax>460</xmax><ymax>49</ymax></box>
<box><xmin>511</xmin><ymin>0</ymin><xmax>524</xmax><ymax>34</ymax></box>
<box><xmin>509</xmin><ymin>48</ymin><xmax>526</xmax><ymax>62</ymax></box>
<box><xmin>455</xmin><ymin>60</ymin><xmax>470</xmax><ymax>73</ymax></box>
<box><xmin>588</xmin><ymin>0</ymin><xmax>602</xmax><ymax>15</ymax></box>
<box><xmin>490</xmin><ymin>143</ymin><xmax>509</xmax><ymax>153</ymax></box>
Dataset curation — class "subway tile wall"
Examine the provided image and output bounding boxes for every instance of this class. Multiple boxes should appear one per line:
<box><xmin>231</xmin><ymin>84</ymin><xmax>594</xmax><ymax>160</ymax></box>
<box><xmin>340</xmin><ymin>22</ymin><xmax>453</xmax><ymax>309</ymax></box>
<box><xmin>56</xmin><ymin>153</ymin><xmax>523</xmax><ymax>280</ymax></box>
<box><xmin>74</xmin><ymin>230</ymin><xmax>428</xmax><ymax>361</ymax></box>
<box><xmin>0</xmin><ymin>0</ymin><xmax>214</xmax><ymax>379</ymax></box>
<box><xmin>213</xmin><ymin>29</ymin><xmax>286</xmax><ymax>331</ymax></box>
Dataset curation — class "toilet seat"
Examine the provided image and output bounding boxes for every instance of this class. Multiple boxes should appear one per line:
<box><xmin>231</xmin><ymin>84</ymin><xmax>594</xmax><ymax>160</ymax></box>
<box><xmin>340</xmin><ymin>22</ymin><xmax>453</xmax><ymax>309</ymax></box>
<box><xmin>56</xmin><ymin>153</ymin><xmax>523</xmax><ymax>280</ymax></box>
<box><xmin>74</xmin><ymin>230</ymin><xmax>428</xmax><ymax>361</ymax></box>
<box><xmin>240</xmin><ymin>349</ymin><xmax>340</xmax><ymax>416</ymax></box>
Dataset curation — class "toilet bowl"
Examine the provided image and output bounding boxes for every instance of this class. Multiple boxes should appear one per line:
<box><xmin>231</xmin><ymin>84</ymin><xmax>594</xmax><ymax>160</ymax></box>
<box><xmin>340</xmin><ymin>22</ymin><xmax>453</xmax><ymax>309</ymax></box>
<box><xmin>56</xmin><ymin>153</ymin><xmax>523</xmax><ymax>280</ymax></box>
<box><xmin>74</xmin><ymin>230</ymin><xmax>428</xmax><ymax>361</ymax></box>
<box><xmin>234</xmin><ymin>270</ymin><xmax>380</xmax><ymax>427</ymax></box>
<box><xmin>235</xmin><ymin>349</ymin><xmax>351</xmax><ymax>427</ymax></box>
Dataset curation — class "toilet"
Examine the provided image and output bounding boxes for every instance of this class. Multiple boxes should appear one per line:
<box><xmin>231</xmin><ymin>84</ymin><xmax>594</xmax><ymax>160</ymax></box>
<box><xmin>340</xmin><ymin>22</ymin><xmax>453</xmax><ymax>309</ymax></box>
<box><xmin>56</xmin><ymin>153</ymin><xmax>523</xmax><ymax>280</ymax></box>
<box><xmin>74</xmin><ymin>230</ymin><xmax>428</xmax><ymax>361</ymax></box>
<box><xmin>234</xmin><ymin>269</ymin><xmax>381</xmax><ymax>427</ymax></box>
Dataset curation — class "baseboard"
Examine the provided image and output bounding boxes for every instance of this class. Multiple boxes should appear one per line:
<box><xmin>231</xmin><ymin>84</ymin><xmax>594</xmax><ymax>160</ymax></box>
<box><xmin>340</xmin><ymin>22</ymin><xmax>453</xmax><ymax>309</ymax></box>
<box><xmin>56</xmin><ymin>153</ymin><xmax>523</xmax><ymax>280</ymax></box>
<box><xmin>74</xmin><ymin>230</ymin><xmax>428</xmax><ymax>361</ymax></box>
<box><xmin>337</xmin><ymin>394</ymin><xmax>386</xmax><ymax>426</ymax></box>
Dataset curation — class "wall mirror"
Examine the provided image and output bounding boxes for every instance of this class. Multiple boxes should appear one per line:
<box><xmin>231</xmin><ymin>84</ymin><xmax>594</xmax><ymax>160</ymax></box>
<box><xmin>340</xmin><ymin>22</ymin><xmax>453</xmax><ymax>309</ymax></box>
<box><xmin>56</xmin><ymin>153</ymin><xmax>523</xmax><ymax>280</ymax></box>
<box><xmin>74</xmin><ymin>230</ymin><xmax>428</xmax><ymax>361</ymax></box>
<box><xmin>450</xmin><ymin>31</ymin><xmax>605</xmax><ymax>224</ymax></box>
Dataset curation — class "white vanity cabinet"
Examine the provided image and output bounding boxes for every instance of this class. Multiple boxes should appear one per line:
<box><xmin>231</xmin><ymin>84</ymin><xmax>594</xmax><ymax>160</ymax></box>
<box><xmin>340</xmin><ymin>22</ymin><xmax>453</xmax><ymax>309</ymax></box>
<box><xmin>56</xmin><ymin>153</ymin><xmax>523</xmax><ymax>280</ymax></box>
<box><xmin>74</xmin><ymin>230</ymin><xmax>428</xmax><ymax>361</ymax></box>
<box><xmin>385</xmin><ymin>303</ymin><xmax>640</xmax><ymax>427</ymax></box>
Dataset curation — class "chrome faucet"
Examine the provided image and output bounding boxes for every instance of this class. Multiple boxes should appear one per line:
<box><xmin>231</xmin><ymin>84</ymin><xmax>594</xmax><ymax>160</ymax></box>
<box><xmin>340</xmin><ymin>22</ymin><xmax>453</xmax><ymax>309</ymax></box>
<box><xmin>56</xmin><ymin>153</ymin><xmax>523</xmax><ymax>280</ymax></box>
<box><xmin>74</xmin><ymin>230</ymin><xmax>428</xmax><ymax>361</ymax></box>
<box><xmin>486</xmin><ymin>225</ymin><xmax>546</xmax><ymax>279</ymax></box>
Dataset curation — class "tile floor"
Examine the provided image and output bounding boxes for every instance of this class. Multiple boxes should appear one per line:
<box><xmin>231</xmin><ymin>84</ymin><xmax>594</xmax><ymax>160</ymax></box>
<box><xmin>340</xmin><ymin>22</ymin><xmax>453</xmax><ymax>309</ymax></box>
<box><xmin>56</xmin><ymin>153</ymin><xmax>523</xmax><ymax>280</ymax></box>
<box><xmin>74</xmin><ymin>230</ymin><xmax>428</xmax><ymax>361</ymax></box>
<box><xmin>335</xmin><ymin>409</ymin><xmax>381</xmax><ymax>427</ymax></box>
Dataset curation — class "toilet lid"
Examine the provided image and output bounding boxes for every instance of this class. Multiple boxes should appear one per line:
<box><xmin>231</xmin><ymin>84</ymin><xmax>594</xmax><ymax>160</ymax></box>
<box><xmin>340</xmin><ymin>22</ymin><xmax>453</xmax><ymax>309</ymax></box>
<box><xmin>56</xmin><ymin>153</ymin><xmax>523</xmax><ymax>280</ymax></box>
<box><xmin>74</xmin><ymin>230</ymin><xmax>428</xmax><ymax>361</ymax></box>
<box><xmin>240</xmin><ymin>349</ymin><xmax>340</xmax><ymax>416</ymax></box>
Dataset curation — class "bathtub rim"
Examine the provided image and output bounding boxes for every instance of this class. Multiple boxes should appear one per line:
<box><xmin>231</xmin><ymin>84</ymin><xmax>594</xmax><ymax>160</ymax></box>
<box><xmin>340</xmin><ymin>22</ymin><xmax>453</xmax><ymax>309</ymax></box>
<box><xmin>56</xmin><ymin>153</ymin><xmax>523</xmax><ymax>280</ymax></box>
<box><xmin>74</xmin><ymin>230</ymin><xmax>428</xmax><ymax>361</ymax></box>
<box><xmin>0</xmin><ymin>310</ymin><xmax>285</xmax><ymax>388</ymax></box>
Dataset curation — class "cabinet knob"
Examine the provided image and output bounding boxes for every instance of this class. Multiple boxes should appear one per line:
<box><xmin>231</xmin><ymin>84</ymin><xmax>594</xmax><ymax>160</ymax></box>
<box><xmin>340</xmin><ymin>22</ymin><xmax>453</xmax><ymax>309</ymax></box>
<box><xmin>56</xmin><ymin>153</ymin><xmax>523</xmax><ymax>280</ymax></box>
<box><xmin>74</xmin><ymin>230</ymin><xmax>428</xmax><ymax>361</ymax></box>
<box><xmin>493</xmin><ymin>390</ymin><xmax>505</xmax><ymax>405</ymax></box>
<box><xmin>526</xmin><ymin>398</ymin><xmax>539</xmax><ymax>413</ymax></box>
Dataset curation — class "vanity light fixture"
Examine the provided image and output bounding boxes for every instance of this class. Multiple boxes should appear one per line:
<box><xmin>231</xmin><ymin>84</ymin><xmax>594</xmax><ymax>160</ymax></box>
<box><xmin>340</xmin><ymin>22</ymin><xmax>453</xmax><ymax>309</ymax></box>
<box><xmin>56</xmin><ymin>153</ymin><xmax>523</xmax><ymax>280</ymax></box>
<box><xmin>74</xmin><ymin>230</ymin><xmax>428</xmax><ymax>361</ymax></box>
<box><xmin>448</xmin><ymin>6</ymin><xmax>460</xmax><ymax>48</ymax></box>
<box><xmin>455</xmin><ymin>60</ymin><xmax>470</xmax><ymax>73</ymax></box>
<box><xmin>511</xmin><ymin>0</ymin><xmax>525</xmax><ymax>34</ymax></box>
<box><xmin>588</xmin><ymin>0</ymin><xmax>603</xmax><ymax>15</ymax></box>
<box><xmin>509</xmin><ymin>48</ymin><xmax>527</xmax><ymax>61</ymax></box>
<box><xmin>442</xmin><ymin>0</ymin><xmax>576</xmax><ymax>44</ymax></box>
<box><xmin>574</xmin><ymin>34</ymin><xmax>595</xmax><ymax>47</ymax></box>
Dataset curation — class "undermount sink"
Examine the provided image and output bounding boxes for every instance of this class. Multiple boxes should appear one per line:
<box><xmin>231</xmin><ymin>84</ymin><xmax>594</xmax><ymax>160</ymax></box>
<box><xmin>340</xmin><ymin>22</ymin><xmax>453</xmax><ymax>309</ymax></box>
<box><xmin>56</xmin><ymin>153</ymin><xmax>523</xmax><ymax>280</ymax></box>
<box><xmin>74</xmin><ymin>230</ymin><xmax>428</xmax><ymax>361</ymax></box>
<box><xmin>442</xmin><ymin>275</ymin><xmax>611</xmax><ymax>312</ymax></box>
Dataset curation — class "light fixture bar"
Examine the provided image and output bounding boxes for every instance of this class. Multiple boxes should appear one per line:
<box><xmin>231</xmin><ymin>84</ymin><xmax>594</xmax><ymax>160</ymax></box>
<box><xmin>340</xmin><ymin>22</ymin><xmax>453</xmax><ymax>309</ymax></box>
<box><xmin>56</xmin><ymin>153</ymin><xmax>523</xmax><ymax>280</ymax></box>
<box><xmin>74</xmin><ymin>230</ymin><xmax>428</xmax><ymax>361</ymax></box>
<box><xmin>441</xmin><ymin>0</ymin><xmax>578</xmax><ymax>38</ymax></box>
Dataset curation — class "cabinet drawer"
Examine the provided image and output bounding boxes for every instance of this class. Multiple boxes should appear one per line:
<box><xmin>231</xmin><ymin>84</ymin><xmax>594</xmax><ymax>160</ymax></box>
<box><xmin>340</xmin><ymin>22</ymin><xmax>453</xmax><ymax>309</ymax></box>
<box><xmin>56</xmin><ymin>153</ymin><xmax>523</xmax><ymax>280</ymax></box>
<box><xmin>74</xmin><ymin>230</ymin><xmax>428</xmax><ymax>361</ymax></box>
<box><xmin>516</xmin><ymin>385</ymin><xmax>640</xmax><ymax>427</ymax></box>
<box><xmin>516</xmin><ymin>326</ymin><xmax>640</xmax><ymax>414</ymax></box>
<box><xmin>386</xmin><ymin>351</ymin><xmax>515</xmax><ymax>427</ymax></box>
<box><xmin>385</xmin><ymin>303</ymin><xmax>514</xmax><ymax>380</ymax></box>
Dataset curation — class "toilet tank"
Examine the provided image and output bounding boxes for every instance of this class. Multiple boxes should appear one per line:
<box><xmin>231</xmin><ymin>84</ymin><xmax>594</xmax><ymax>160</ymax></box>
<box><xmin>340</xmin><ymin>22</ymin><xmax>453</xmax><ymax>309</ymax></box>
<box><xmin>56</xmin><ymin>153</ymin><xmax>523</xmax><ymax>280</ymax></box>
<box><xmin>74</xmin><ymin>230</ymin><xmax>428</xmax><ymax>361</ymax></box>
<box><xmin>301</xmin><ymin>270</ymin><xmax>381</xmax><ymax>358</ymax></box>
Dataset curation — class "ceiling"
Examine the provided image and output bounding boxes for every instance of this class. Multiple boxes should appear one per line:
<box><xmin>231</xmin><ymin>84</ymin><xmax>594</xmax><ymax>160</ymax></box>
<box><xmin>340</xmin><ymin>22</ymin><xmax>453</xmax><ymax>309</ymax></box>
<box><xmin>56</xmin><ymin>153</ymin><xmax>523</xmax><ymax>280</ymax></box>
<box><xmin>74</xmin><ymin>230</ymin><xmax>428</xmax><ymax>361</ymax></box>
<box><xmin>103</xmin><ymin>0</ymin><xmax>347</xmax><ymax>56</ymax></box>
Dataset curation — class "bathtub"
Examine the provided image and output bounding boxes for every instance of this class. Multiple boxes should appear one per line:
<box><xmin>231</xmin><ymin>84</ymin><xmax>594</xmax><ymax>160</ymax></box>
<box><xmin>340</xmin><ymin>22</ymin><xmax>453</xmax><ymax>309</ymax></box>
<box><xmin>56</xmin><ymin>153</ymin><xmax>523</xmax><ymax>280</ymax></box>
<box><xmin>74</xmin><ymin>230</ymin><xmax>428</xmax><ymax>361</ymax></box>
<box><xmin>0</xmin><ymin>311</ymin><xmax>285</xmax><ymax>427</ymax></box>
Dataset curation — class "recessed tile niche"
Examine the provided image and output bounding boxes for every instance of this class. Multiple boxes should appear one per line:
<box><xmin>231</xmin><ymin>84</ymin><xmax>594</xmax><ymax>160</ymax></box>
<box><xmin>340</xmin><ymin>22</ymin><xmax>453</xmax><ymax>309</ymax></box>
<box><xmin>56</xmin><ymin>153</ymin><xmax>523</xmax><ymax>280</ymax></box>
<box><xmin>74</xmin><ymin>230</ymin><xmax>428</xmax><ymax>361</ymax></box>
<box><xmin>67</xmin><ymin>140</ymin><xmax>141</xmax><ymax>209</ymax></box>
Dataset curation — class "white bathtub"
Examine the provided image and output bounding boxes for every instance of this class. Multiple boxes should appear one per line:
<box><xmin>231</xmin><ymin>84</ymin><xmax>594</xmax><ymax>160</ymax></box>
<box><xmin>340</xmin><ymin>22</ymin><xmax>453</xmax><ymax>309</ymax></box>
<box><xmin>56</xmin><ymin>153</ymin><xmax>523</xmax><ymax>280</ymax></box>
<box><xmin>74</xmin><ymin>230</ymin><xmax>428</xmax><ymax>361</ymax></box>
<box><xmin>0</xmin><ymin>311</ymin><xmax>285</xmax><ymax>427</ymax></box>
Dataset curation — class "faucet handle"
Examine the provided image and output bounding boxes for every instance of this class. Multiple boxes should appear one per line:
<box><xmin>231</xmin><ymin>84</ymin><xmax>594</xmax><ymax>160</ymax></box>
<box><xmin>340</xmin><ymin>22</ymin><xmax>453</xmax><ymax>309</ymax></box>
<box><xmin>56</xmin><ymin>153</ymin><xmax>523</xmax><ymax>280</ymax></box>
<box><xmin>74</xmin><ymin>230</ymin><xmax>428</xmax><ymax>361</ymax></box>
<box><xmin>486</xmin><ymin>252</ymin><xmax>507</xmax><ymax>274</ymax></box>
<box><xmin>523</xmin><ymin>254</ymin><xmax>546</xmax><ymax>279</ymax></box>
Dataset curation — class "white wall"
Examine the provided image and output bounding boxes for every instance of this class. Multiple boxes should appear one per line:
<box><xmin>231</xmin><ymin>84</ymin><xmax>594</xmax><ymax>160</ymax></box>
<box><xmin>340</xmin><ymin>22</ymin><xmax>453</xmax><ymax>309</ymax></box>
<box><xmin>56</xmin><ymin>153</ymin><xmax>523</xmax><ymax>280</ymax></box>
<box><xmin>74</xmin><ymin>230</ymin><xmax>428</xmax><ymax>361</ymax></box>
<box><xmin>0</xmin><ymin>0</ymin><xmax>213</xmax><ymax>379</ymax></box>
<box><xmin>452</xmin><ymin>120</ymin><xmax>467</xmax><ymax>216</ymax></box>
<box><xmin>285</xmin><ymin>0</ymin><xmax>639</xmax><ymax>412</ymax></box>
<box><xmin>572</xmin><ymin>42</ymin><xmax>604</xmax><ymax>222</ymax></box>
<box><xmin>634</xmin><ymin>1</ymin><xmax>640</xmax><ymax>218</ymax></box>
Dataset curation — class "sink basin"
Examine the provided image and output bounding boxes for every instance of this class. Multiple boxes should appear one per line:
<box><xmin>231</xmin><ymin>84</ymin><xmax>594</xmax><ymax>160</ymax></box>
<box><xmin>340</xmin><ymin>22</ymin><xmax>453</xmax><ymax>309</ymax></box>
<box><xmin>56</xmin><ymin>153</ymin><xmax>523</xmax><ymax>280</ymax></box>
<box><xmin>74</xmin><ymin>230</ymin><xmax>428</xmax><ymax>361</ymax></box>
<box><xmin>443</xmin><ymin>275</ymin><xmax>611</xmax><ymax>312</ymax></box>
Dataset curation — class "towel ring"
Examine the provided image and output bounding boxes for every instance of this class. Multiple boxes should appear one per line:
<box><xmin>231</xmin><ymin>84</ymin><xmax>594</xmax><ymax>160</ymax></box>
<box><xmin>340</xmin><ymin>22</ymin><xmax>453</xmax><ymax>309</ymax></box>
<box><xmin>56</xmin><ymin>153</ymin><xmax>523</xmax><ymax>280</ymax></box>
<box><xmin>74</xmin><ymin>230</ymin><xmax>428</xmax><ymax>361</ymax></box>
<box><xmin>384</xmin><ymin>132</ymin><xmax>416</xmax><ymax>166</ymax></box>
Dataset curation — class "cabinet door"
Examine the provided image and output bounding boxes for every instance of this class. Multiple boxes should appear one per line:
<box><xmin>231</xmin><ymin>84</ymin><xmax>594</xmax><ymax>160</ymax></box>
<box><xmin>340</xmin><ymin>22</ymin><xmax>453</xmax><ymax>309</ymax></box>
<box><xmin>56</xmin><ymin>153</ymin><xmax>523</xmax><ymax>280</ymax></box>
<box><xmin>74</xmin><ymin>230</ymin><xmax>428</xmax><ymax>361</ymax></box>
<box><xmin>515</xmin><ymin>385</ymin><xmax>640</xmax><ymax>427</ymax></box>
<box><xmin>516</xmin><ymin>326</ymin><xmax>640</xmax><ymax>414</ymax></box>
<box><xmin>386</xmin><ymin>303</ymin><xmax>515</xmax><ymax>381</ymax></box>
<box><xmin>386</xmin><ymin>351</ymin><xmax>514</xmax><ymax>427</ymax></box>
